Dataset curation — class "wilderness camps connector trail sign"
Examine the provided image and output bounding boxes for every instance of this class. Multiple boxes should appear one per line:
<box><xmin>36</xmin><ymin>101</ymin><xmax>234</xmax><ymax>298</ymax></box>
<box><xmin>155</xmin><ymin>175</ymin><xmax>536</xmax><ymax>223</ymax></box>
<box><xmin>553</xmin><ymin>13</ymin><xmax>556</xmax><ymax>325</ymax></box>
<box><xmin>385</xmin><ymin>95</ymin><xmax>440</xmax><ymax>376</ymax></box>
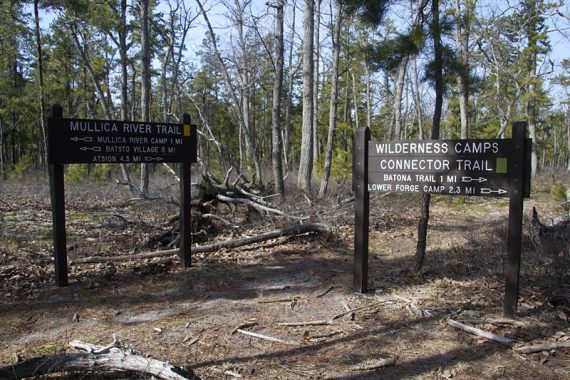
<box><xmin>47</xmin><ymin>104</ymin><xmax>197</xmax><ymax>287</ymax></box>
<box><xmin>353</xmin><ymin>122</ymin><xmax>531</xmax><ymax>318</ymax></box>
<box><xmin>368</xmin><ymin>139</ymin><xmax>513</xmax><ymax>196</ymax></box>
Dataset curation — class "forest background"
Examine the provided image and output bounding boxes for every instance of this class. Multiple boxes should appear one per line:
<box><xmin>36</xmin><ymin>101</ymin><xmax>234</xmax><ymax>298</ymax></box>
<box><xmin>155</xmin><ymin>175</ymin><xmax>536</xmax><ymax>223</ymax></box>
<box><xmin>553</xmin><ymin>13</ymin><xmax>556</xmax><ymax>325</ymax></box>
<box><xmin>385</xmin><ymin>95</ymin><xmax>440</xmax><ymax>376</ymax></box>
<box><xmin>1</xmin><ymin>0</ymin><xmax>570</xmax><ymax>197</ymax></box>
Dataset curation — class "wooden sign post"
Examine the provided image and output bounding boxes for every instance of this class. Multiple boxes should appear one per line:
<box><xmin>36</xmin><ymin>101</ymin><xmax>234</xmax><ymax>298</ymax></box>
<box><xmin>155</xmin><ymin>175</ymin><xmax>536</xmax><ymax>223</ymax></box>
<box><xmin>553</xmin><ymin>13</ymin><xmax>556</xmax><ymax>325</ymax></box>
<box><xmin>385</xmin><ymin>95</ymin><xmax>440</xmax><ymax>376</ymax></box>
<box><xmin>47</xmin><ymin>104</ymin><xmax>198</xmax><ymax>286</ymax></box>
<box><xmin>353</xmin><ymin>122</ymin><xmax>530</xmax><ymax>317</ymax></box>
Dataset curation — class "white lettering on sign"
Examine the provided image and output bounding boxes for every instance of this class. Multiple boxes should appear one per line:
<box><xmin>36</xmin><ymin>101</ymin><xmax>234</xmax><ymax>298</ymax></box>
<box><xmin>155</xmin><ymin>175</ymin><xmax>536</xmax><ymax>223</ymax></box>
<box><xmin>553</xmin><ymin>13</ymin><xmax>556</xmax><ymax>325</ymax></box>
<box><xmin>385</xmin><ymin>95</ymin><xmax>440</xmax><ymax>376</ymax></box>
<box><xmin>92</xmin><ymin>155</ymin><xmax>117</xmax><ymax>162</ymax></box>
<box><xmin>129</xmin><ymin>137</ymin><xmax>148</xmax><ymax>144</ymax></box>
<box><xmin>133</xmin><ymin>146</ymin><xmax>159</xmax><ymax>153</ymax></box>
<box><xmin>368</xmin><ymin>183</ymin><xmax>392</xmax><ymax>191</ymax></box>
<box><xmin>105</xmin><ymin>146</ymin><xmax>130</xmax><ymax>153</ymax></box>
<box><xmin>123</xmin><ymin>123</ymin><xmax>152</xmax><ymax>134</ymax></box>
<box><xmin>395</xmin><ymin>184</ymin><xmax>419</xmax><ymax>192</ymax></box>
<box><xmin>374</xmin><ymin>141</ymin><xmax>448</xmax><ymax>155</ymax></box>
<box><xmin>415</xmin><ymin>174</ymin><xmax>436</xmax><ymax>182</ymax></box>
<box><xmin>97</xmin><ymin>136</ymin><xmax>126</xmax><ymax>144</ymax></box>
<box><xmin>454</xmin><ymin>141</ymin><xmax>499</xmax><ymax>154</ymax></box>
<box><xmin>456</xmin><ymin>159</ymin><xmax>492</xmax><ymax>171</ymax></box>
<box><xmin>155</xmin><ymin>125</ymin><xmax>181</xmax><ymax>135</ymax></box>
<box><xmin>383</xmin><ymin>174</ymin><xmax>411</xmax><ymax>181</ymax></box>
<box><xmin>379</xmin><ymin>159</ymin><xmax>450</xmax><ymax>171</ymax></box>
<box><xmin>151</xmin><ymin>137</ymin><xmax>168</xmax><ymax>144</ymax></box>
<box><xmin>423</xmin><ymin>185</ymin><xmax>445</xmax><ymax>193</ymax></box>
<box><xmin>70</xmin><ymin>121</ymin><xmax>118</xmax><ymax>133</ymax></box>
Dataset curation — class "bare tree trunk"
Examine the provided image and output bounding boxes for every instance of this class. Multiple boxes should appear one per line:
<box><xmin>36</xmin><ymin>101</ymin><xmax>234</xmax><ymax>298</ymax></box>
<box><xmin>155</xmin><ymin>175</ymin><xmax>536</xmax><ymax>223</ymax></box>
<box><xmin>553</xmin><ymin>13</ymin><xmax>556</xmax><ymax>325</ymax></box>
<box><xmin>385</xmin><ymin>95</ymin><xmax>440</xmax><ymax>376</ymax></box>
<box><xmin>271</xmin><ymin>0</ymin><xmax>285</xmax><ymax>197</ymax></box>
<box><xmin>312</xmin><ymin>0</ymin><xmax>321</xmax><ymax>172</ymax></box>
<box><xmin>298</xmin><ymin>0</ymin><xmax>314</xmax><ymax>191</ymax></box>
<box><xmin>351</xmin><ymin>72</ymin><xmax>360</xmax><ymax>129</ymax></box>
<box><xmin>319</xmin><ymin>2</ymin><xmax>342</xmax><ymax>197</ymax></box>
<box><xmin>283</xmin><ymin>0</ymin><xmax>297</xmax><ymax>171</ymax></box>
<box><xmin>33</xmin><ymin>0</ymin><xmax>47</xmax><ymax>165</ymax></box>
<box><xmin>235</xmin><ymin>0</ymin><xmax>254</xmax><ymax>179</ymax></box>
<box><xmin>117</xmin><ymin>0</ymin><xmax>134</xmax><ymax>193</ymax></box>
<box><xmin>411</xmin><ymin>57</ymin><xmax>424</xmax><ymax>140</ymax></box>
<box><xmin>455</xmin><ymin>0</ymin><xmax>471</xmax><ymax>139</ymax></box>
<box><xmin>70</xmin><ymin>23</ymin><xmax>113</xmax><ymax>119</ymax></box>
<box><xmin>391</xmin><ymin>55</ymin><xmax>409</xmax><ymax>140</ymax></box>
<box><xmin>527</xmin><ymin>56</ymin><xmax>538</xmax><ymax>179</ymax></box>
<box><xmin>415</xmin><ymin>0</ymin><xmax>443</xmax><ymax>273</ymax></box>
<box><xmin>140</xmin><ymin>0</ymin><xmax>151</xmax><ymax>196</ymax></box>
<box><xmin>567</xmin><ymin>105</ymin><xmax>570</xmax><ymax>171</ymax></box>
<box><xmin>196</xmin><ymin>0</ymin><xmax>262</xmax><ymax>184</ymax></box>
<box><xmin>365</xmin><ymin>63</ymin><xmax>372</xmax><ymax>129</ymax></box>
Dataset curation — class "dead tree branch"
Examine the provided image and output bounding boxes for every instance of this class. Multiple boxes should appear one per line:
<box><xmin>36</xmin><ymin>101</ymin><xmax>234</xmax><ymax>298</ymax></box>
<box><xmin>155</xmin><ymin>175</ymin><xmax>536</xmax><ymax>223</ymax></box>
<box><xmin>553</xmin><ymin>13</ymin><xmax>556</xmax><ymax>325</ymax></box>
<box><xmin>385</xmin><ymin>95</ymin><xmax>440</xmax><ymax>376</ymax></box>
<box><xmin>71</xmin><ymin>223</ymin><xmax>329</xmax><ymax>264</ymax></box>
<box><xmin>0</xmin><ymin>339</ymin><xmax>197</xmax><ymax>380</ymax></box>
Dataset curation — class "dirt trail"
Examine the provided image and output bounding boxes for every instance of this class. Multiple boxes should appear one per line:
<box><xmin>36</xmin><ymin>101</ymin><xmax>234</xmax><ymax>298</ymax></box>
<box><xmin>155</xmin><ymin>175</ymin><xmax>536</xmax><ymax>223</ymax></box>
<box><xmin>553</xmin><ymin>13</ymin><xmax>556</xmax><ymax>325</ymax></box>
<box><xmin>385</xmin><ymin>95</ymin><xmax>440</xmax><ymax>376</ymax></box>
<box><xmin>1</xmin><ymin>179</ymin><xmax>569</xmax><ymax>379</ymax></box>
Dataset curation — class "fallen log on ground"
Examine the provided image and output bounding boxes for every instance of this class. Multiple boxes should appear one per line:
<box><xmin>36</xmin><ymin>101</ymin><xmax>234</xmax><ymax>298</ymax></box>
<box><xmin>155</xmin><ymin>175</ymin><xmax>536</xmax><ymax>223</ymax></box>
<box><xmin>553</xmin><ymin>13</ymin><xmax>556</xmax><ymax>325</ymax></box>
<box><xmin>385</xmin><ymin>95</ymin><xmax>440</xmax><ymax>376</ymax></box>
<box><xmin>447</xmin><ymin>318</ymin><xmax>515</xmax><ymax>347</ymax></box>
<box><xmin>514</xmin><ymin>341</ymin><xmax>570</xmax><ymax>354</ymax></box>
<box><xmin>0</xmin><ymin>339</ymin><xmax>197</xmax><ymax>380</ymax></box>
<box><xmin>71</xmin><ymin>223</ymin><xmax>330</xmax><ymax>264</ymax></box>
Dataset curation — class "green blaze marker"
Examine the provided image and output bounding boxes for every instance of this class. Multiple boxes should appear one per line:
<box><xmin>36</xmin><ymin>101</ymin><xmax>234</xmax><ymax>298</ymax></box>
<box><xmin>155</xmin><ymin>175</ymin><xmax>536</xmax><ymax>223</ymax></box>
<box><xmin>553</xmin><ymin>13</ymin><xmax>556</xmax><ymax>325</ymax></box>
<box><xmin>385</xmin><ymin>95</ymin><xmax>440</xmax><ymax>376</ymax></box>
<box><xmin>496</xmin><ymin>157</ymin><xmax>508</xmax><ymax>174</ymax></box>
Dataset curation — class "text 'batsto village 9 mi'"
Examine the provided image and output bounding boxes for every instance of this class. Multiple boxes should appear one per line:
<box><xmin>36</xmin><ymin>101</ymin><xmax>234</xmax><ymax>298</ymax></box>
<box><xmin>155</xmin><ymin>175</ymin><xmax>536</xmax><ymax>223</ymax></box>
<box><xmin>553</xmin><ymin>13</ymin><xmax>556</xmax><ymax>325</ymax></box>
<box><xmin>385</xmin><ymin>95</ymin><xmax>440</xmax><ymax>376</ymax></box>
<box><xmin>367</xmin><ymin>139</ymin><xmax>512</xmax><ymax>197</ymax></box>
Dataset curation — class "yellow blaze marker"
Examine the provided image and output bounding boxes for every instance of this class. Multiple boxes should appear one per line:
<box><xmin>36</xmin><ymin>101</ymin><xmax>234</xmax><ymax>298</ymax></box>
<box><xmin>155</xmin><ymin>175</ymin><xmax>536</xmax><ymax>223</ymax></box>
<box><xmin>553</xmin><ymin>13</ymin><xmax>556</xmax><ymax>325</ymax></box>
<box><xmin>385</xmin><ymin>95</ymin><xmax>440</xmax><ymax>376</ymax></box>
<box><xmin>183</xmin><ymin>124</ymin><xmax>191</xmax><ymax>137</ymax></box>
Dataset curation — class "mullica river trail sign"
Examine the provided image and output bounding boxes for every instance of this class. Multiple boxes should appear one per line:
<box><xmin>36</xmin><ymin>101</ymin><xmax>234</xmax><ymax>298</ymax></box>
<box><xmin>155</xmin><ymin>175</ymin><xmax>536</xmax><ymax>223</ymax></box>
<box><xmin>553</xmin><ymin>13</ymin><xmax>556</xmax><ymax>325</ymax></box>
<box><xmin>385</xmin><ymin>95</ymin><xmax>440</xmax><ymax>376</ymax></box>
<box><xmin>48</xmin><ymin>116</ymin><xmax>197</xmax><ymax>164</ymax></box>
<box><xmin>353</xmin><ymin>122</ymin><xmax>531</xmax><ymax>318</ymax></box>
<box><xmin>47</xmin><ymin>104</ymin><xmax>197</xmax><ymax>287</ymax></box>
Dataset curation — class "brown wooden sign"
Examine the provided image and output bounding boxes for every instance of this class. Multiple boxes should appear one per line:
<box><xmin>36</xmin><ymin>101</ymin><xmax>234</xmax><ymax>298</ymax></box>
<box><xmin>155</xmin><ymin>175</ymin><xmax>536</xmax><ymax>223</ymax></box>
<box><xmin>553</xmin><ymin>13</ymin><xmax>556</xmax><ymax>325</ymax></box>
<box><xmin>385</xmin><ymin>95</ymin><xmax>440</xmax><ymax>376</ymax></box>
<box><xmin>47</xmin><ymin>104</ymin><xmax>196</xmax><ymax>287</ymax></box>
<box><xmin>353</xmin><ymin>123</ymin><xmax>530</xmax><ymax>318</ymax></box>
<box><xmin>47</xmin><ymin>117</ymin><xmax>197</xmax><ymax>164</ymax></box>
<box><xmin>367</xmin><ymin>139</ymin><xmax>521</xmax><ymax>197</ymax></box>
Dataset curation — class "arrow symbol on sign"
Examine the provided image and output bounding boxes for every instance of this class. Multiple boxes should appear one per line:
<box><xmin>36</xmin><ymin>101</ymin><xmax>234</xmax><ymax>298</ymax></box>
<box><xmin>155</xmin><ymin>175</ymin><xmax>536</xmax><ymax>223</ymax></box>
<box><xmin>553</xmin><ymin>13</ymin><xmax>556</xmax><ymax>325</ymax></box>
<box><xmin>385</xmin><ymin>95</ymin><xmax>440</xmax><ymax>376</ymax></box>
<box><xmin>480</xmin><ymin>188</ymin><xmax>507</xmax><ymax>195</ymax></box>
<box><xmin>144</xmin><ymin>157</ymin><xmax>164</xmax><ymax>162</ymax></box>
<box><xmin>71</xmin><ymin>136</ymin><xmax>93</xmax><ymax>142</ymax></box>
<box><xmin>79</xmin><ymin>146</ymin><xmax>102</xmax><ymax>152</ymax></box>
<box><xmin>462</xmin><ymin>176</ymin><xmax>488</xmax><ymax>183</ymax></box>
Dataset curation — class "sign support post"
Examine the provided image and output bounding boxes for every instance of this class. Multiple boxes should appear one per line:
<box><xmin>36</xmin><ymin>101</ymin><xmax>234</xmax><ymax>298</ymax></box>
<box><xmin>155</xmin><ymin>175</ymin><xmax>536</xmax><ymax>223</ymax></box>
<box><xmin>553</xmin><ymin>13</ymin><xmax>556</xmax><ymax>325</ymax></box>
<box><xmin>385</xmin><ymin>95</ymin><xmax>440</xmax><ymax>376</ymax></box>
<box><xmin>48</xmin><ymin>104</ymin><xmax>68</xmax><ymax>287</ymax></box>
<box><xmin>180</xmin><ymin>113</ymin><xmax>193</xmax><ymax>267</ymax></box>
<box><xmin>504</xmin><ymin>121</ymin><xmax>527</xmax><ymax>318</ymax></box>
<box><xmin>354</xmin><ymin>122</ymin><xmax>530</xmax><ymax>316</ymax></box>
<box><xmin>47</xmin><ymin>104</ymin><xmax>197</xmax><ymax>286</ymax></box>
<box><xmin>353</xmin><ymin>127</ymin><xmax>370</xmax><ymax>293</ymax></box>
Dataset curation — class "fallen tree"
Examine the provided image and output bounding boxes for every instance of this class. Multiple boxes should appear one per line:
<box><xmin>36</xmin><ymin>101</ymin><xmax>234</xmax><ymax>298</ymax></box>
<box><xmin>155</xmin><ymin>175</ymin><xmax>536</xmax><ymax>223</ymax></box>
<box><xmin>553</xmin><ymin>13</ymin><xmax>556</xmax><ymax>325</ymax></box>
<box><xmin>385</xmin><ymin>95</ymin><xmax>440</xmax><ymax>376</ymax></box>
<box><xmin>0</xmin><ymin>338</ymin><xmax>197</xmax><ymax>380</ymax></box>
<box><xmin>71</xmin><ymin>223</ymin><xmax>330</xmax><ymax>264</ymax></box>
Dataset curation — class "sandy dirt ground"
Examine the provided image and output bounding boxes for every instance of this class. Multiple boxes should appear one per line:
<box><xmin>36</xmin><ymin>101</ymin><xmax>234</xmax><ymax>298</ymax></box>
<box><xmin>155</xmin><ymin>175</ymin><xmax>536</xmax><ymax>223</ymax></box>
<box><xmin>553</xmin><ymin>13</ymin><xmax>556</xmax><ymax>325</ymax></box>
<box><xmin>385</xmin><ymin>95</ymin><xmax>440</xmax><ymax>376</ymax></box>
<box><xmin>1</xmin><ymin>175</ymin><xmax>569</xmax><ymax>379</ymax></box>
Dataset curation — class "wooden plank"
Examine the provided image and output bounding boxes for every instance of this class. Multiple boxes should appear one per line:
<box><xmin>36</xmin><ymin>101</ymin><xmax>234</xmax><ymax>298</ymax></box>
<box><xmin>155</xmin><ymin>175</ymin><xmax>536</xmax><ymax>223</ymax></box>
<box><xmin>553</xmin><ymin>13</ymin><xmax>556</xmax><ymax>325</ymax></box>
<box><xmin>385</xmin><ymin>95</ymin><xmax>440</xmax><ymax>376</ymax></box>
<box><xmin>48</xmin><ymin>104</ymin><xmax>68</xmax><ymax>287</ymax></box>
<box><xmin>353</xmin><ymin>127</ymin><xmax>370</xmax><ymax>293</ymax></box>
<box><xmin>179</xmin><ymin>113</ymin><xmax>192</xmax><ymax>267</ymax></box>
<box><xmin>504</xmin><ymin>121</ymin><xmax>527</xmax><ymax>318</ymax></box>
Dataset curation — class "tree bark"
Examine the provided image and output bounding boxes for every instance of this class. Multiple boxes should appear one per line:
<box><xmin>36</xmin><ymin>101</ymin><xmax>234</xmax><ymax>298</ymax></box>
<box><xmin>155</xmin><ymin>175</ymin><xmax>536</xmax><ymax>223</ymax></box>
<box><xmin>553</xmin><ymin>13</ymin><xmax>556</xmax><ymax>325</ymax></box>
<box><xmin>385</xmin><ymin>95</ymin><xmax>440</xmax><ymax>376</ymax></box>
<box><xmin>118</xmin><ymin>0</ymin><xmax>135</xmax><ymax>193</ymax></box>
<box><xmin>411</xmin><ymin>57</ymin><xmax>424</xmax><ymax>140</ymax></box>
<box><xmin>455</xmin><ymin>0</ymin><xmax>471</xmax><ymax>139</ymax></box>
<box><xmin>0</xmin><ymin>340</ymin><xmax>196</xmax><ymax>380</ymax></box>
<box><xmin>298</xmin><ymin>0</ymin><xmax>315</xmax><ymax>191</ymax></box>
<box><xmin>319</xmin><ymin>1</ymin><xmax>342</xmax><ymax>197</ymax></box>
<box><xmin>283</xmin><ymin>0</ymin><xmax>297</xmax><ymax>171</ymax></box>
<box><xmin>271</xmin><ymin>0</ymin><xmax>285</xmax><ymax>197</ymax></box>
<box><xmin>415</xmin><ymin>0</ymin><xmax>443</xmax><ymax>273</ymax></box>
<box><xmin>140</xmin><ymin>0</ymin><xmax>152</xmax><ymax>196</ymax></box>
<box><xmin>391</xmin><ymin>55</ymin><xmax>409</xmax><ymax>140</ymax></box>
<box><xmin>312</xmin><ymin>0</ymin><xmax>322</xmax><ymax>172</ymax></box>
<box><xmin>33</xmin><ymin>0</ymin><xmax>47</xmax><ymax>165</ymax></box>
